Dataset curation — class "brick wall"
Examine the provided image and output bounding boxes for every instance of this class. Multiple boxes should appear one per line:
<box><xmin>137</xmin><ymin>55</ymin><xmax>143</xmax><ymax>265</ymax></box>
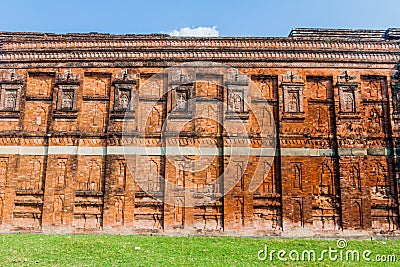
<box><xmin>0</xmin><ymin>31</ymin><xmax>399</xmax><ymax>236</ymax></box>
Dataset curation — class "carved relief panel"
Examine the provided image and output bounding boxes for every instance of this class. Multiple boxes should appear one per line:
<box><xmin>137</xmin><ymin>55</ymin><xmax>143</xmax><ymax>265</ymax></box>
<box><xmin>251</xmin><ymin>76</ymin><xmax>277</xmax><ymax>100</ymax></box>
<box><xmin>196</xmin><ymin>163</ymin><xmax>219</xmax><ymax>196</ymax></box>
<box><xmin>224</xmin><ymin>73</ymin><xmax>249</xmax><ymax>119</ymax></box>
<box><xmin>87</xmin><ymin>159</ymin><xmax>101</xmax><ymax>191</ymax></box>
<box><xmin>53</xmin><ymin>195</ymin><xmax>65</xmax><ymax>225</ymax></box>
<box><xmin>0</xmin><ymin>157</ymin><xmax>8</xmax><ymax>186</ymax></box>
<box><xmin>292</xmin><ymin>197</ymin><xmax>304</xmax><ymax>227</ymax></box>
<box><xmin>175</xmin><ymin>160</ymin><xmax>186</xmax><ymax>190</ymax></box>
<box><xmin>84</xmin><ymin>74</ymin><xmax>110</xmax><ymax>97</ymax></box>
<box><xmin>56</xmin><ymin>158</ymin><xmax>68</xmax><ymax>188</ymax></box>
<box><xmin>308</xmin><ymin>105</ymin><xmax>331</xmax><ymax>136</ymax></box>
<box><xmin>114</xmin><ymin>196</ymin><xmax>124</xmax><ymax>226</ymax></box>
<box><xmin>361</xmin><ymin>76</ymin><xmax>386</xmax><ymax>101</ymax></box>
<box><xmin>312</xmin><ymin>159</ymin><xmax>340</xmax><ymax>230</ymax></box>
<box><xmin>112</xmin><ymin>74</ymin><xmax>137</xmax><ymax>120</ymax></box>
<box><xmin>0</xmin><ymin>69</ymin><xmax>23</xmax><ymax>116</ymax></box>
<box><xmin>174</xmin><ymin>197</ymin><xmax>184</xmax><ymax>228</ymax></box>
<box><xmin>336</xmin><ymin>120</ymin><xmax>363</xmax><ymax>139</ymax></box>
<box><xmin>233</xmin><ymin>161</ymin><xmax>245</xmax><ymax>191</ymax></box>
<box><xmin>140</xmin><ymin>75</ymin><xmax>162</xmax><ymax>98</ymax></box>
<box><xmin>0</xmin><ymin>84</ymin><xmax>21</xmax><ymax>111</ymax></box>
<box><xmin>307</xmin><ymin>76</ymin><xmax>333</xmax><ymax>100</ymax></box>
<box><xmin>81</xmin><ymin>103</ymin><xmax>106</xmax><ymax>132</ymax></box>
<box><xmin>260</xmin><ymin>106</ymin><xmax>274</xmax><ymax>129</ymax></box>
<box><xmin>339</xmin><ymin>86</ymin><xmax>357</xmax><ymax>113</ymax></box>
<box><xmin>392</xmin><ymin>84</ymin><xmax>400</xmax><ymax>114</ymax></box>
<box><xmin>233</xmin><ymin>197</ymin><xmax>244</xmax><ymax>226</ymax></box>
<box><xmin>134</xmin><ymin>156</ymin><xmax>163</xmax><ymax>231</ymax></box>
<box><xmin>53</xmin><ymin>71</ymin><xmax>80</xmax><ymax>120</ymax></box>
<box><xmin>337</xmin><ymin>72</ymin><xmax>358</xmax><ymax>115</ymax></box>
<box><xmin>56</xmin><ymin>85</ymin><xmax>78</xmax><ymax>112</ymax></box>
<box><xmin>281</xmin><ymin>72</ymin><xmax>304</xmax><ymax>118</ymax></box>
<box><xmin>29</xmin><ymin>157</ymin><xmax>43</xmax><ymax>190</ymax></box>
<box><xmin>349</xmin><ymin>162</ymin><xmax>362</xmax><ymax>192</ymax></box>
<box><xmin>370</xmin><ymin>160</ymin><xmax>388</xmax><ymax>198</ymax></box>
<box><xmin>284</xmin><ymin>86</ymin><xmax>303</xmax><ymax>113</ymax></box>
<box><xmin>317</xmin><ymin>161</ymin><xmax>334</xmax><ymax>195</ymax></box>
<box><xmin>25</xmin><ymin>104</ymin><xmax>48</xmax><ymax>132</ymax></box>
<box><xmin>145</xmin><ymin>106</ymin><xmax>162</xmax><ymax>133</ymax></box>
<box><xmin>115</xmin><ymin>160</ymin><xmax>127</xmax><ymax>191</ymax></box>
<box><xmin>77</xmin><ymin>158</ymin><xmax>102</xmax><ymax>191</ymax></box>
<box><xmin>350</xmin><ymin>199</ymin><xmax>363</xmax><ymax>229</ymax></box>
<box><xmin>227</xmin><ymin>86</ymin><xmax>246</xmax><ymax>113</ymax></box>
<box><xmin>175</xmin><ymin>88</ymin><xmax>189</xmax><ymax>111</ymax></box>
<box><xmin>17</xmin><ymin>157</ymin><xmax>43</xmax><ymax>191</ymax></box>
<box><xmin>257</xmin><ymin>161</ymin><xmax>275</xmax><ymax>195</ymax></box>
<box><xmin>205</xmin><ymin>164</ymin><xmax>219</xmax><ymax>194</ymax></box>
<box><xmin>366</xmin><ymin>106</ymin><xmax>383</xmax><ymax>135</ymax></box>
<box><xmin>169</xmin><ymin>83</ymin><xmax>194</xmax><ymax>119</ymax></box>
<box><xmin>166</xmin><ymin>70</ymin><xmax>195</xmax><ymax>120</ymax></box>
<box><xmin>145</xmin><ymin>159</ymin><xmax>161</xmax><ymax>192</ymax></box>
<box><xmin>27</xmin><ymin>73</ymin><xmax>53</xmax><ymax>97</ymax></box>
<box><xmin>292</xmin><ymin>163</ymin><xmax>302</xmax><ymax>190</ymax></box>
<box><xmin>114</xmin><ymin>84</ymin><xmax>134</xmax><ymax>111</ymax></box>
<box><xmin>196</xmin><ymin>75</ymin><xmax>222</xmax><ymax>98</ymax></box>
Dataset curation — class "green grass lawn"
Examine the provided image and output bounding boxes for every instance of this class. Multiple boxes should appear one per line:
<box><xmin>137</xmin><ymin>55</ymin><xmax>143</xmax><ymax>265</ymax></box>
<box><xmin>0</xmin><ymin>234</ymin><xmax>398</xmax><ymax>266</ymax></box>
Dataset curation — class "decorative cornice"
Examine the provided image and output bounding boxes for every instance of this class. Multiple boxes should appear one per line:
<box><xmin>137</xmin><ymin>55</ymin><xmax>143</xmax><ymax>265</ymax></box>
<box><xmin>0</xmin><ymin>69</ymin><xmax>24</xmax><ymax>83</ymax></box>
<box><xmin>1</xmin><ymin>38</ymin><xmax>399</xmax><ymax>52</ymax></box>
<box><xmin>1</xmin><ymin>50</ymin><xmax>399</xmax><ymax>65</ymax></box>
<box><xmin>0</xmin><ymin>29</ymin><xmax>399</xmax><ymax>67</ymax></box>
<box><xmin>1</xmin><ymin>61</ymin><xmax>398</xmax><ymax>70</ymax></box>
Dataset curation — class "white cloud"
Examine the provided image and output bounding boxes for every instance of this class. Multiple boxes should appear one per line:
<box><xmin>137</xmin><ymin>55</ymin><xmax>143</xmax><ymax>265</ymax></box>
<box><xmin>169</xmin><ymin>26</ymin><xmax>219</xmax><ymax>37</ymax></box>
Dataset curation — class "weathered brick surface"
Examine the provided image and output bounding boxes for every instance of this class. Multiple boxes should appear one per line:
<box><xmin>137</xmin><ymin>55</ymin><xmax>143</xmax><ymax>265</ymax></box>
<box><xmin>0</xmin><ymin>29</ymin><xmax>399</xmax><ymax>236</ymax></box>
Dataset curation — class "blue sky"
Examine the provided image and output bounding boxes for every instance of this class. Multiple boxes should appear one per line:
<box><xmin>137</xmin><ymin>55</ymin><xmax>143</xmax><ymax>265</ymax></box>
<box><xmin>0</xmin><ymin>0</ymin><xmax>399</xmax><ymax>36</ymax></box>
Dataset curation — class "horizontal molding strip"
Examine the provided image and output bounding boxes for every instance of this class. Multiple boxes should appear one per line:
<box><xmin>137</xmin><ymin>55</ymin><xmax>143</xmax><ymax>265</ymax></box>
<box><xmin>2</xmin><ymin>39</ymin><xmax>399</xmax><ymax>52</ymax></box>
<box><xmin>0</xmin><ymin>61</ymin><xmax>396</xmax><ymax>69</ymax></box>
<box><xmin>0</xmin><ymin>146</ymin><xmax>393</xmax><ymax>156</ymax></box>
<box><xmin>1</xmin><ymin>51</ymin><xmax>399</xmax><ymax>63</ymax></box>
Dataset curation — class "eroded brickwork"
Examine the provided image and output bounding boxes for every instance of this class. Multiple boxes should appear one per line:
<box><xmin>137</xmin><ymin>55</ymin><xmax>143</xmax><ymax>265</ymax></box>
<box><xmin>0</xmin><ymin>28</ymin><xmax>399</xmax><ymax>236</ymax></box>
